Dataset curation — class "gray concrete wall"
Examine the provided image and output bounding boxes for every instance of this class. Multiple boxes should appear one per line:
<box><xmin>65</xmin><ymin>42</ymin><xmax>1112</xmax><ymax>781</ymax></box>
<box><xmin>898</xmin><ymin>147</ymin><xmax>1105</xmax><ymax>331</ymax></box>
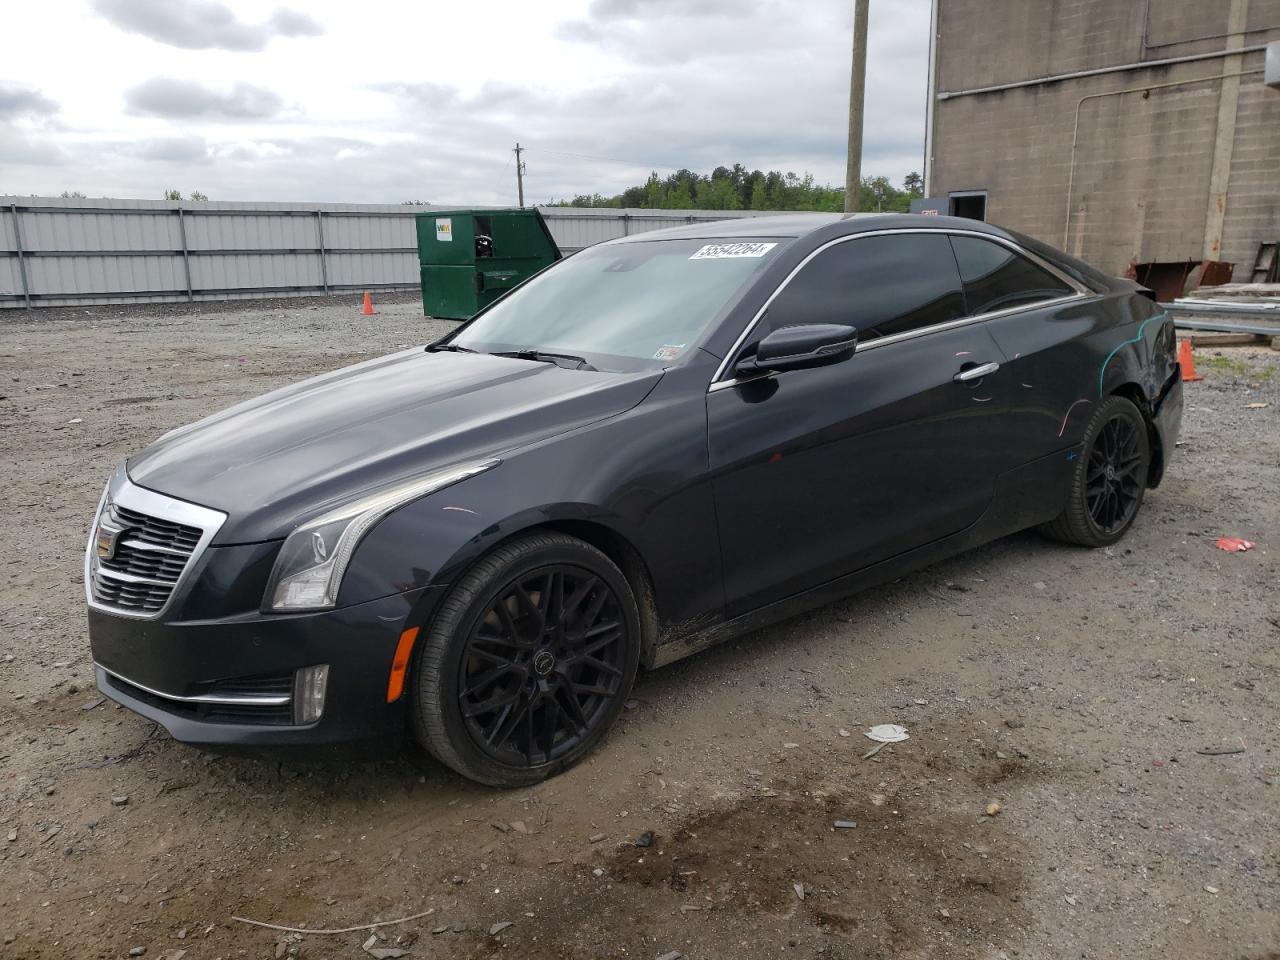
<box><xmin>928</xmin><ymin>0</ymin><xmax>1280</xmax><ymax>276</ymax></box>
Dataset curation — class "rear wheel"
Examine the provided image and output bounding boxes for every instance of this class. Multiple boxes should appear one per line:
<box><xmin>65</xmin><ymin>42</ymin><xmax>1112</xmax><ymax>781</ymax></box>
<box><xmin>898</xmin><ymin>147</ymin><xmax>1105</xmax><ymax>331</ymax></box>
<box><xmin>1040</xmin><ymin>395</ymin><xmax>1150</xmax><ymax>547</ymax></box>
<box><xmin>411</xmin><ymin>533</ymin><xmax>640</xmax><ymax>787</ymax></box>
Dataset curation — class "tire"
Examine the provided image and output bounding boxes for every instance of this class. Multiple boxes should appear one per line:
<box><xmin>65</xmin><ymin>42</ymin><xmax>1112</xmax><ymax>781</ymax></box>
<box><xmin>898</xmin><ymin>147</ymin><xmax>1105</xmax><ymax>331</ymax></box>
<box><xmin>1039</xmin><ymin>395</ymin><xmax>1150</xmax><ymax>547</ymax></box>
<box><xmin>411</xmin><ymin>532</ymin><xmax>641</xmax><ymax>787</ymax></box>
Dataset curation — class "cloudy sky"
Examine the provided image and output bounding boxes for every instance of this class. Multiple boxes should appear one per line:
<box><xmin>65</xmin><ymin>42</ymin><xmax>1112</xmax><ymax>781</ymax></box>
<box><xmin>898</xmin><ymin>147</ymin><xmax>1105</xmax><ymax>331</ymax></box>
<box><xmin>1</xmin><ymin>0</ymin><xmax>931</xmax><ymax>205</ymax></box>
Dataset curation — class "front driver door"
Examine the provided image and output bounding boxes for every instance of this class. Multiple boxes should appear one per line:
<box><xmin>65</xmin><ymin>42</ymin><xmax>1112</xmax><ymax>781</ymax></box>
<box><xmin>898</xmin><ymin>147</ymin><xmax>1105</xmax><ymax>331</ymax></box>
<box><xmin>707</xmin><ymin>231</ymin><xmax>1011</xmax><ymax>618</ymax></box>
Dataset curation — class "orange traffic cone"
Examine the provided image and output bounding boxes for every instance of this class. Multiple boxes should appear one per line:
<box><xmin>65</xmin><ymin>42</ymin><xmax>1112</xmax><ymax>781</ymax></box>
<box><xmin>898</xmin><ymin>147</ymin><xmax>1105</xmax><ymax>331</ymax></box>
<box><xmin>1176</xmin><ymin>339</ymin><xmax>1202</xmax><ymax>382</ymax></box>
<box><xmin>361</xmin><ymin>291</ymin><xmax>376</xmax><ymax>316</ymax></box>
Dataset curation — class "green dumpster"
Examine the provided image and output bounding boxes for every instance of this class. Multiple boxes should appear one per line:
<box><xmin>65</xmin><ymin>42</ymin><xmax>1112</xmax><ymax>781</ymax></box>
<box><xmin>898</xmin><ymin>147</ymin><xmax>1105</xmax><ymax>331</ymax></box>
<box><xmin>415</xmin><ymin>208</ymin><xmax>561</xmax><ymax>320</ymax></box>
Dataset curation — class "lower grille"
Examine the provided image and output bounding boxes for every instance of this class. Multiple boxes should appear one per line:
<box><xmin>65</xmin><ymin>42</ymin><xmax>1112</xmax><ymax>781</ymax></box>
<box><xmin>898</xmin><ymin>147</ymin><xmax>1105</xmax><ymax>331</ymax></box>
<box><xmin>194</xmin><ymin>674</ymin><xmax>295</xmax><ymax>700</ymax></box>
<box><xmin>104</xmin><ymin>672</ymin><xmax>295</xmax><ymax>726</ymax></box>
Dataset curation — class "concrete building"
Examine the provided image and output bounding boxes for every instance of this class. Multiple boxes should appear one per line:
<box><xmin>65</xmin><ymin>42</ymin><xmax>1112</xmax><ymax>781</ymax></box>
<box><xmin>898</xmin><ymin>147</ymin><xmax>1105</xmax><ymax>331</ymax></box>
<box><xmin>921</xmin><ymin>0</ymin><xmax>1280</xmax><ymax>288</ymax></box>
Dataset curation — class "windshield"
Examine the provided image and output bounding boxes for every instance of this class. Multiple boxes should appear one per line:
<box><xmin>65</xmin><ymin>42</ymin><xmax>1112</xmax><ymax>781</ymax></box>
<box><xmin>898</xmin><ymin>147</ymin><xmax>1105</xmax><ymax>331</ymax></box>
<box><xmin>449</xmin><ymin>238</ymin><xmax>787</xmax><ymax>369</ymax></box>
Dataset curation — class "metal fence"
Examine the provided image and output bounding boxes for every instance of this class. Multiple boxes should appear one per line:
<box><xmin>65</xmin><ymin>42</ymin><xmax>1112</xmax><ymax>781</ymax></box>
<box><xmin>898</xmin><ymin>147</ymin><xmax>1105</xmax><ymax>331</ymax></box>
<box><xmin>0</xmin><ymin>197</ymin><xmax>795</xmax><ymax>309</ymax></box>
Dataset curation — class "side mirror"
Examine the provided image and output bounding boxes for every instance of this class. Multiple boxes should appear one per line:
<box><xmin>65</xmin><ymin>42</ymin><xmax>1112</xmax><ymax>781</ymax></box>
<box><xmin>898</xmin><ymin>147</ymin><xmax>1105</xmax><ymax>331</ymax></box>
<box><xmin>735</xmin><ymin>323</ymin><xmax>858</xmax><ymax>377</ymax></box>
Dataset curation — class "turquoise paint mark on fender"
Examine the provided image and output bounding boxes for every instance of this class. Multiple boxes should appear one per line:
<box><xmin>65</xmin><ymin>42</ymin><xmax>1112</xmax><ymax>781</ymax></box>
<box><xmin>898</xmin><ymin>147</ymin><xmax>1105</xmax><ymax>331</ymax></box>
<box><xmin>1097</xmin><ymin>310</ymin><xmax>1167</xmax><ymax>399</ymax></box>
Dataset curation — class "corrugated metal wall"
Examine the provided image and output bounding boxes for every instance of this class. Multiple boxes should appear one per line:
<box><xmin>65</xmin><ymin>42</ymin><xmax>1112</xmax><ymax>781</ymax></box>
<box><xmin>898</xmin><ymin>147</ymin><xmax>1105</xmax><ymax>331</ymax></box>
<box><xmin>537</xmin><ymin>208</ymin><xmax>789</xmax><ymax>253</ymax></box>
<box><xmin>0</xmin><ymin>197</ymin><xmax>796</xmax><ymax>309</ymax></box>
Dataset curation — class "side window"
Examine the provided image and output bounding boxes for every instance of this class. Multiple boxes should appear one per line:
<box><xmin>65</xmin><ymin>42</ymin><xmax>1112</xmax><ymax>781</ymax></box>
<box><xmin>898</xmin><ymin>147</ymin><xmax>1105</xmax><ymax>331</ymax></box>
<box><xmin>761</xmin><ymin>233</ymin><xmax>965</xmax><ymax>343</ymax></box>
<box><xmin>949</xmin><ymin>235</ymin><xmax>1074</xmax><ymax>316</ymax></box>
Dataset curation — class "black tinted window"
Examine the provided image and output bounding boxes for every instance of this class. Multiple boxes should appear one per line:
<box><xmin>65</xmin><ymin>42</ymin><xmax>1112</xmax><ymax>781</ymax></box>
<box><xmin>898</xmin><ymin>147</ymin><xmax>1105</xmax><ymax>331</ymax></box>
<box><xmin>763</xmin><ymin>233</ymin><xmax>965</xmax><ymax>342</ymax></box>
<box><xmin>950</xmin><ymin>236</ymin><xmax>1074</xmax><ymax>316</ymax></box>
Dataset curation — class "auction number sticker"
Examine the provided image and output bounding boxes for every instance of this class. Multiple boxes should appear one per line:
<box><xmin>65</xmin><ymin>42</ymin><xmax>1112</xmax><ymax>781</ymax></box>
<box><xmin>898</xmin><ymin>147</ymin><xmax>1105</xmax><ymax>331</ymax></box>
<box><xmin>689</xmin><ymin>242</ymin><xmax>777</xmax><ymax>260</ymax></box>
<box><xmin>435</xmin><ymin>218</ymin><xmax>453</xmax><ymax>242</ymax></box>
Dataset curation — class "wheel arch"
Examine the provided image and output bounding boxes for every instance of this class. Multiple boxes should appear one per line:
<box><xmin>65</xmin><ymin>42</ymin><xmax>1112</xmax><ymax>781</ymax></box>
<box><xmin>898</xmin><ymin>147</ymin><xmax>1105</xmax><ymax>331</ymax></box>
<box><xmin>530</xmin><ymin>519</ymin><xmax>661</xmax><ymax>667</ymax></box>
<box><xmin>430</xmin><ymin>514</ymin><xmax>663</xmax><ymax>669</ymax></box>
<box><xmin>1109</xmin><ymin>381</ymin><xmax>1165</xmax><ymax>487</ymax></box>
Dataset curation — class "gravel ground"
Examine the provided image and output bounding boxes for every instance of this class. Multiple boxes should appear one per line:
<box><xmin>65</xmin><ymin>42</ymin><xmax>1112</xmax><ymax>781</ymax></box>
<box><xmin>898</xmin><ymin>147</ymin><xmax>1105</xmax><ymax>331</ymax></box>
<box><xmin>0</xmin><ymin>295</ymin><xmax>1277</xmax><ymax>960</ymax></box>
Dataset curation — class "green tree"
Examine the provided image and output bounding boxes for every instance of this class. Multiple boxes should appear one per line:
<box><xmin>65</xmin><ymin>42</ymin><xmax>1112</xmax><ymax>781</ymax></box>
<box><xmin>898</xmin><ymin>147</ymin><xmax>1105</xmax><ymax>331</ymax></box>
<box><xmin>163</xmin><ymin>189</ymin><xmax>183</xmax><ymax>200</ymax></box>
<box><xmin>709</xmin><ymin>177</ymin><xmax>742</xmax><ymax>210</ymax></box>
<box><xmin>862</xmin><ymin>176</ymin><xmax>893</xmax><ymax>211</ymax></box>
<box><xmin>547</xmin><ymin>162</ymin><xmax>925</xmax><ymax>212</ymax></box>
<box><xmin>643</xmin><ymin>172</ymin><xmax>664</xmax><ymax>209</ymax></box>
<box><xmin>664</xmin><ymin>182</ymin><xmax>694</xmax><ymax>209</ymax></box>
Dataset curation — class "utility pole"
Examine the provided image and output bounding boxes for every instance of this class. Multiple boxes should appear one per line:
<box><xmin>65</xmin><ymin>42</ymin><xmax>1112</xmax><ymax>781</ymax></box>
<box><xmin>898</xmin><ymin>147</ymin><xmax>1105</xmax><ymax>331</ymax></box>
<box><xmin>844</xmin><ymin>0</ymin><xmax>869</xmax><ymax>213</ymax></box>
<box><xmin>513</xmin><ymin>142</ymin><xmax>526</xmax><ymax>208</ymax></box>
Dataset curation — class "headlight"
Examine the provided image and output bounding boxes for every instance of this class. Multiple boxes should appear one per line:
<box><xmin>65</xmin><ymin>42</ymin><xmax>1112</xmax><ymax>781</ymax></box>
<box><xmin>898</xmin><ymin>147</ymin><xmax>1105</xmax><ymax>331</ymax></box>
<box><xmin>263</xmin><ymin>459</ymin><xmax>500</xmax><ymax>612</ymax></box>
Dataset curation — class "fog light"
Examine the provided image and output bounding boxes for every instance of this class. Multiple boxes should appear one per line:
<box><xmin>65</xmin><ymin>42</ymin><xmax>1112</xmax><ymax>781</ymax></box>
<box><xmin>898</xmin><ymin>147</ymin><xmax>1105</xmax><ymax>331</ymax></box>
<box><xmin>293</xmin><ymin>664</ymin><xmax>329</xmax><ymax>724</ymax></box>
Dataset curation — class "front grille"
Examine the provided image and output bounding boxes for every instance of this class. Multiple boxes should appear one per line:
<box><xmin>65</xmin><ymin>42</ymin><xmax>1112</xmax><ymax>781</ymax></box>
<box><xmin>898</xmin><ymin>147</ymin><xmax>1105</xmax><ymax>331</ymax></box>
<box><xmin>92</xmin><ymin>504</ymin><xmax>203</xmax><ymax>614</ymax></box>
<box><xmin>115</xmin><ymin>505</ymin><xmax>202</xmax><ymax>552</ymax></box>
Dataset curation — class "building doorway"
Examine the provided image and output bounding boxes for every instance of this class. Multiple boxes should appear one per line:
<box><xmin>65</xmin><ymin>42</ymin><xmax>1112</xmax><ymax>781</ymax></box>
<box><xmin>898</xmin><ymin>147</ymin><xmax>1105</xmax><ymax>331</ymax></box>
<box><xmin>949</xmin><ymin>191</ymin><xmax>987</xmax><ymax>221</ymax></box>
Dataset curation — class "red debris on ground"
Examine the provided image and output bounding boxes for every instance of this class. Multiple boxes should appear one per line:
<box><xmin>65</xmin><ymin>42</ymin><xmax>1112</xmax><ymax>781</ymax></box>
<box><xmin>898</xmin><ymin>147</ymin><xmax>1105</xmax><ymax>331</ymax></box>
<box><xmin>1215</xmin><ymin>537</ymin><xmax>1256</xmax><ymax>552</ymax></box>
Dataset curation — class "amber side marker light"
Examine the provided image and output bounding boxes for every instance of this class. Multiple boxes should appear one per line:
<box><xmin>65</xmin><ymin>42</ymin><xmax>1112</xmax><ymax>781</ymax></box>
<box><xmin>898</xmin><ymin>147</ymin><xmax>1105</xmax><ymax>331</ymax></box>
<box><xmin>386</xmin><ymin>627</ymin><xmax>420</xmax><ymax>703</ymax></box>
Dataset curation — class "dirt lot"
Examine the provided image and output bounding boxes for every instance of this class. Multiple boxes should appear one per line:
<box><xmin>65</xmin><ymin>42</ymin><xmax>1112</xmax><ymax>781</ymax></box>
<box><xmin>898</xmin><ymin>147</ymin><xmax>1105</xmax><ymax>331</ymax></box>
<box><xmin>1</xmin><ymin>294</ymin><xmax>1277</xmax><ymax>960</ymax></box>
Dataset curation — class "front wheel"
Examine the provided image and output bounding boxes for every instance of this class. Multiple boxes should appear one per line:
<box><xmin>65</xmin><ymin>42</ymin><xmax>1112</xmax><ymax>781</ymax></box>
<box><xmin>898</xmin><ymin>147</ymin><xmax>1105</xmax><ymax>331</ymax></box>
<box><xmin>1040</xmin><ymin>395</ymin><xmax>1150</xmax><ymax>547</ymax></box>
<box><xmin>411</xmin><ymin>532</ymin><xmax>640</xmax><ymax>787</ymax></box>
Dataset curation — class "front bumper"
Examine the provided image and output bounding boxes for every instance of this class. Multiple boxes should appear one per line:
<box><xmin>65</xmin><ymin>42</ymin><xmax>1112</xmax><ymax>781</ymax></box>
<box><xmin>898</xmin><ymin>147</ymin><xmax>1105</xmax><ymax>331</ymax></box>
<box><xmin>89</xmin><ymin>585</ymin><xmax>444</xmax><ymax>758</ymax></box>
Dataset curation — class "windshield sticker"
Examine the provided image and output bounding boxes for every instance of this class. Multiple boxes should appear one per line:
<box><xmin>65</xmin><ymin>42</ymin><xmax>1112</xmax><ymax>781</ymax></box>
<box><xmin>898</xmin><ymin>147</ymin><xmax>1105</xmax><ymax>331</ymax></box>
<box><xmin>653</xmin><ymin>344</ymin><xmax>685</xmax><ymax>361</ymax></box>
<box><xmin>435</xmin><ymin>218</ymin><xmax>452</xmax><ymax>242</ymax></box>
<box><xmin>689</xmin><ymin>242</ymin><xmax>777</xmax><ymax>260</ymax></box>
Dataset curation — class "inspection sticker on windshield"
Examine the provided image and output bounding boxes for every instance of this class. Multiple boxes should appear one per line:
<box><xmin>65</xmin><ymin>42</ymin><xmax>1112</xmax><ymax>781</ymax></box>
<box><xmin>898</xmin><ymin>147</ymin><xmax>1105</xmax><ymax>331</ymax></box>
<box><xmin>689</xmin><ymin>242</ymin><xmax>777</xmax><ymax>260</ymax></box>
<box><xmin>653</xmin><ymin>344</ymin><xmax>685</xmax><ymax>361</ymax></box>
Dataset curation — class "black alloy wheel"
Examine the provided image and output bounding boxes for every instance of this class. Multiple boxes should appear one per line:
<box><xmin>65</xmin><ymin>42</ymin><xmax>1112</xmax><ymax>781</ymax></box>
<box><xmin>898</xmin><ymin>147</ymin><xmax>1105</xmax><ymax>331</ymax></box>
<box><xmin>412</xmin><ymin>533</ymin><xmax>640</xmax><ymax>787</ymax></box>
<box><xmin>1085</xmin><ymin>414</ymin><xmax>1144</xmax><ymax>534</ymax></box>
<box><xmin>459</xmin><ymin>565</ymin><xmax>628</xmax><ymax>766</ymax></box>
<box><xmin>1039</xmin><ymin>394</ymin><xmax>1150</xmax><ymax>547</ymax></box>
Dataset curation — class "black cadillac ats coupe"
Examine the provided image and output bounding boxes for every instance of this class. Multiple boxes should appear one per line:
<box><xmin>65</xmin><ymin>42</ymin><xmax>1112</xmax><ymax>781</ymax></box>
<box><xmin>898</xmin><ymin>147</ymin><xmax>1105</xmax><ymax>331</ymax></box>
<box><xmin>86</xmin><ymin>213</ymin><xmax>1182</xmax><ymax>785</ymax></box>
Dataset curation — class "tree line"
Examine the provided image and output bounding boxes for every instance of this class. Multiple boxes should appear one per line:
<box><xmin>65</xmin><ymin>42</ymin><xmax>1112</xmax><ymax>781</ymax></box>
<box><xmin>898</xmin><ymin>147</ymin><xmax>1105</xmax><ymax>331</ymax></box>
<box><xmin>550</xmin><ymin>164</ymin><xmax>923</xmax><ymax>212</ymax></box>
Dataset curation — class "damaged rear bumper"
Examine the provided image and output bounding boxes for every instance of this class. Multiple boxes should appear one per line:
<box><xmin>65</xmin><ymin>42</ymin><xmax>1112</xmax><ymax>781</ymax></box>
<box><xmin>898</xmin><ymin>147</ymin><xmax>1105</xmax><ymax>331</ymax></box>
<box><xmin>1149</xmin><ymin>367</ymin><xmax>1183</xmax><ymax>487</ymax></box>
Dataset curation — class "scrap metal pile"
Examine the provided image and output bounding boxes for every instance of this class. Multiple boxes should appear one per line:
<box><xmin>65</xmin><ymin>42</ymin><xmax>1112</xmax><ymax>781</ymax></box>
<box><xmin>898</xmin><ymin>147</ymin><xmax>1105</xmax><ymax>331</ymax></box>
<box><xmin>1168</xmin><ymin>283</ymin><xmax>1280</xmax><ymax>337</ymax></box>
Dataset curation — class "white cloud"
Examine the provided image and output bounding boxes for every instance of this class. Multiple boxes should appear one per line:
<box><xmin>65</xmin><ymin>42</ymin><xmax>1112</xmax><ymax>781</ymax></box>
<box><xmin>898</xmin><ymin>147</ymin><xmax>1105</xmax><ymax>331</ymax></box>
<box><xmin>0</xmin><ymin>82</ymin><xmax>60</xmax><ymax>121</ymax></box>
<box><xmin>91</xmin><ymin>0</ymin><xmax>323</xmax><ymax>52</ymax></box>
<box><xmin>125</xmin><ymin>78</ymin><xmax>285</xmax><ymax>120</ymax></box>
<box><xmin>0</xmin><ymin>0</ymin><xmax>930</xmax><ymax>204</ymax></box>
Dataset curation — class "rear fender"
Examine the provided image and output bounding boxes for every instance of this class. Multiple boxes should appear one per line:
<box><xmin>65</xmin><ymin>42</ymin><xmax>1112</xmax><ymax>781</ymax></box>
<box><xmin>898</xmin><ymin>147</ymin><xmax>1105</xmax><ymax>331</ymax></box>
<box><xmin>1096</xmin><ymin>304</ymin><xmax>1173</xmax><ymax>406</ymax></box>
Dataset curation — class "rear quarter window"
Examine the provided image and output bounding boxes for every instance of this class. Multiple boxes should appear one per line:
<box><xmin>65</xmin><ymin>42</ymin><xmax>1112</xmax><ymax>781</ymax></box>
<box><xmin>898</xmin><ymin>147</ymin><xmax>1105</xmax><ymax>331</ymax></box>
<box><xmin>950</xmin><ymin>236</ymin><xmax>1075</xmax><ymax>316</ymax></box>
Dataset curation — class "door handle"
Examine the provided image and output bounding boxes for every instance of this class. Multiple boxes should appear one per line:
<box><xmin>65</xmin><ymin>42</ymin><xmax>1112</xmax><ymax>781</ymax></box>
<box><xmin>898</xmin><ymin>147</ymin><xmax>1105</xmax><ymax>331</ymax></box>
<box><xmin>954</xmin><ymin>361</ymin><xmax>1000</xmax><ymax>382</ymax></box>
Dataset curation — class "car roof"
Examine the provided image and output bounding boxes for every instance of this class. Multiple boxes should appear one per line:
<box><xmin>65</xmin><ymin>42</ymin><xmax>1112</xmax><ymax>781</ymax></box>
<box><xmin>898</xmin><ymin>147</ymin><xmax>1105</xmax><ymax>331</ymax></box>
<box><xmin>612</xmin><ymin>212</ymin><xmax>1016</xmax><ymax>243</ymax></box>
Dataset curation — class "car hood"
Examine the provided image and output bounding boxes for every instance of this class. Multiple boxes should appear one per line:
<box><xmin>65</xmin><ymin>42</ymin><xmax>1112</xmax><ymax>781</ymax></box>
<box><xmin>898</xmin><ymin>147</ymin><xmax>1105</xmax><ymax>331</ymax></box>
<box><xmin>127</xmin><ymin>348</ymin><xmax>662</xmax><ymax>543</ymax></box>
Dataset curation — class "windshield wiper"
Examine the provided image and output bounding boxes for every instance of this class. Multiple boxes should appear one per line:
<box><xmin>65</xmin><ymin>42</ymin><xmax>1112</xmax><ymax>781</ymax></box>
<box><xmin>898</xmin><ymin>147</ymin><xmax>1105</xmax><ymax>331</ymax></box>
<box><xmin>426</xmin><ymin>342</ymin><xmax>477</xmax><ymax>353</ymax></box>
<box><xmin>493</xmin><ymin>349</ymin><xmax>597</xmax><ymax>371</ymax></box>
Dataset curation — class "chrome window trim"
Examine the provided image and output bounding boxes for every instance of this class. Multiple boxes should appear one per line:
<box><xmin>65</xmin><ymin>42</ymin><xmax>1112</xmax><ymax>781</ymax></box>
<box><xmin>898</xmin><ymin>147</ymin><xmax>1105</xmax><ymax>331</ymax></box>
<box><xmin>84</xmin><ymin>466</ymin><xmax>227</xmax><ymax>621</ymax></box>
<box><xmin>708</xmin><ymin>227</ymin><xmax>1097</xmax><ymax>390</ymax></box>
<box><xmin>97</xmin><ymin>663</ymin><xmax>291</xmax><ymax>706</ymax></box>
